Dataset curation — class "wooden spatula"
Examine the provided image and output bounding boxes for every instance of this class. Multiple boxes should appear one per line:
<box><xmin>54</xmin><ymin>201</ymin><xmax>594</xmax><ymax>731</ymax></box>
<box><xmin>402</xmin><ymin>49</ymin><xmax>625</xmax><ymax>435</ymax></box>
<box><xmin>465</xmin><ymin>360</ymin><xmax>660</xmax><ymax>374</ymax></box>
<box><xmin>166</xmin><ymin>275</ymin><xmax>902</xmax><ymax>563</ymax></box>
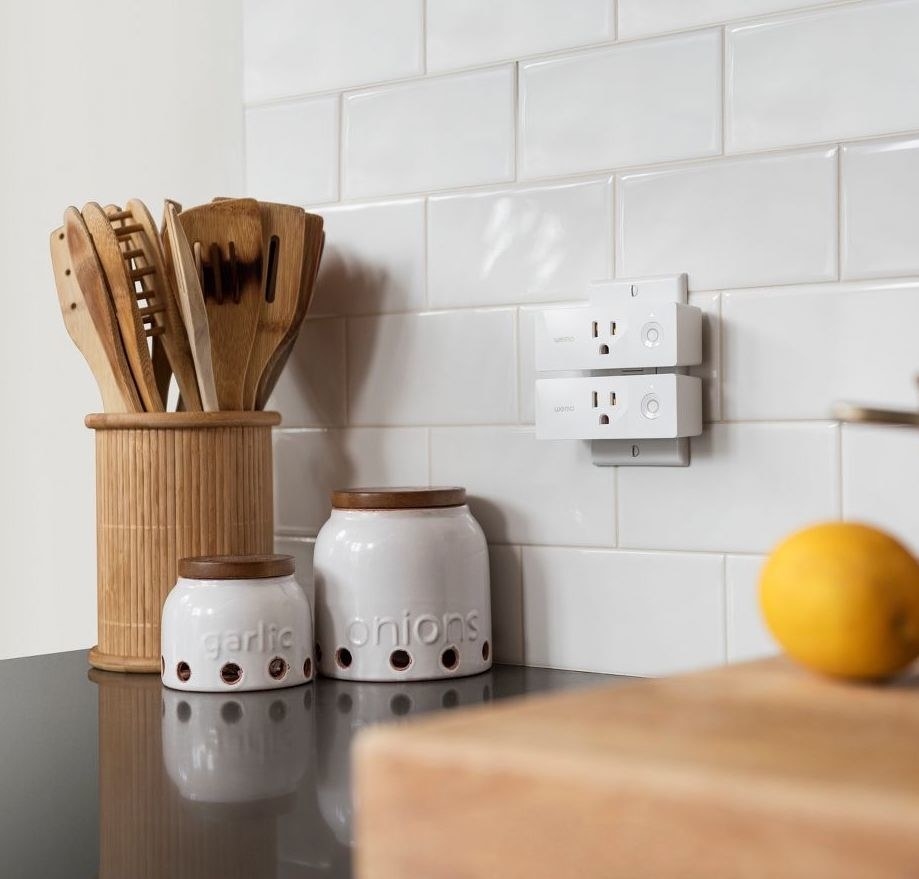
<box><xmin>62</xmin><ymin>207</ymin><xmax>144</xmax><ymax>412</ymax></box>
<box><xmin>255</xmin><ymin>228</ymin><xmax>325</xmax><ymax>409</ymax></box>
<box><xmin>163</xmin><ymin>202</ymin><xmax>219</xmax><ymax>411</ymax></box>
<box><xmin>82</xmin><ymin>202</ymin><xmax>165</xmax><ymax>411</ymax></box>
<box><xmin>52</xmin><ymin>220</ymin><xmax>141</xmax><ymax>412</ymax></box>
<box><xmin>242</xmin><ymin>204</ymin><xmax>325</xmax><ymax>409</ymax></box>
<box><xmin>177</xmin><ymin>198</ymin><xmax>263</xmax><ymax>410</ymax></box>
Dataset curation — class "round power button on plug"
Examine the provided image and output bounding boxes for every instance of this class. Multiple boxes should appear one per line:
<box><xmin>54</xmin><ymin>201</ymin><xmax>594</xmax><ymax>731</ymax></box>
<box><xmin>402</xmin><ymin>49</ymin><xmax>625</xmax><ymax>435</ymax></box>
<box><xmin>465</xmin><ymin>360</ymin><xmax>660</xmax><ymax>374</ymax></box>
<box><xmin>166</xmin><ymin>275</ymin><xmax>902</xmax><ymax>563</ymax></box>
<box><xmin>641</xmin><ymin>394</ymin><xmax>661</xmax><ymax>420</ymax></box>
<box><xmin>641</xmin><ymin>321</ymin><xmax>663</xmax><ymax>347</ymax></box>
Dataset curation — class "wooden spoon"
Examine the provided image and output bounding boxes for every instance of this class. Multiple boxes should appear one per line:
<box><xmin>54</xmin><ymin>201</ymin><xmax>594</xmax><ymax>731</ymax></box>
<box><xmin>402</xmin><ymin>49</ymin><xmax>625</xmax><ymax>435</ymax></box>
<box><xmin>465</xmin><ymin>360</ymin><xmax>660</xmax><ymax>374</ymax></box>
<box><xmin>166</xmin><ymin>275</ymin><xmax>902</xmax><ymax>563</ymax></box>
<box><xmin>52</xmin><ymin>219</ymin><xmax>141</xmax><ymax>412</ymax></box>
<box><xmin>177</xmin><ymin>198</ymin><xmax>263</xmax><ymax>410</ymax></box>
<box><xmin>57</xmin><ymin>207</ymin><xmax>144</xmax><ymax>412</ymax></box>
<box><xmin>163</xmin><ymin>202</ymin><xmax>219</xmax><ymax>411</ymax></box>
<box><xmin>82</xmin><ymin>202</ymin><xmax>164</xmax><ymax>411</ymax></box>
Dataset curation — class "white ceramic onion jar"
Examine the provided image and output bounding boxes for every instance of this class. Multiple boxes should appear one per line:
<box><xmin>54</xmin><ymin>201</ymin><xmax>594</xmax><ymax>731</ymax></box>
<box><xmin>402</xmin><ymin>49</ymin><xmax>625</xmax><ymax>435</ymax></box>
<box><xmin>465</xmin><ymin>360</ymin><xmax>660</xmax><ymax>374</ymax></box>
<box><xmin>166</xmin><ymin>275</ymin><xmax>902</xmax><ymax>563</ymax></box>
<box><xmin>161</xmin><ymin>554</ymin><xmax>314</xmax><ymax>692</ymax></box>
<box><xmin>313</xmin><ymin>487</ymin><xmax>492</xmax><ymax>682</ymax></box>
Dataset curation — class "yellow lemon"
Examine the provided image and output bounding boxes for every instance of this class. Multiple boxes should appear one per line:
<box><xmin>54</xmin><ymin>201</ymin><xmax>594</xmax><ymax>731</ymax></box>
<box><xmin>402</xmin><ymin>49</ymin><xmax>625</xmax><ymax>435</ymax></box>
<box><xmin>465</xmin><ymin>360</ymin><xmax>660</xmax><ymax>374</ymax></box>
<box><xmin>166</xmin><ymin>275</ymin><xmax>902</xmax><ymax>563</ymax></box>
<box><xmin>760</xmin><ymin>522</ymin><xmax>919</xmax><ymax>681</ymax></box>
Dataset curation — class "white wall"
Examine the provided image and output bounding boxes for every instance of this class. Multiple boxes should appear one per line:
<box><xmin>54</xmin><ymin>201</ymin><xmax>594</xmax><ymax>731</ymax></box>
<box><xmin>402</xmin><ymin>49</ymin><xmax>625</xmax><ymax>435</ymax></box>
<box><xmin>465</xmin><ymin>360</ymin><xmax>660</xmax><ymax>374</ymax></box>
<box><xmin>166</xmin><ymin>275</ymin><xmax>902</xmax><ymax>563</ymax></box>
<box><xmin>0</xmin><ymin>0</ymin><xmax>244</xmax><ymax>660</ymax></box>
<box><xmin>247</xmin><ymin>0</ymin><xmax>919</xmax><ymax>677</ymax></box>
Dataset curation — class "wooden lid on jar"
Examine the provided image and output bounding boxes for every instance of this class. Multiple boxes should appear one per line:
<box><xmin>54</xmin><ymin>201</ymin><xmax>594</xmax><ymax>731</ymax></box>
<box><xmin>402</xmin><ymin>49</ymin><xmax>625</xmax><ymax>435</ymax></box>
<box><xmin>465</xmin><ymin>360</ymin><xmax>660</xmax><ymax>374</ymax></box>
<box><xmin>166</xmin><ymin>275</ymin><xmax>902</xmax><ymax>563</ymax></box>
<box><xmin>331</xmin><ymin>486</ymin><xmax>466</xmax><ymax>510</ymax></box>
<box><xmin>178</xmin><ymin>554</ymin><xmax>295</xmax><ymax>580</ymax></box>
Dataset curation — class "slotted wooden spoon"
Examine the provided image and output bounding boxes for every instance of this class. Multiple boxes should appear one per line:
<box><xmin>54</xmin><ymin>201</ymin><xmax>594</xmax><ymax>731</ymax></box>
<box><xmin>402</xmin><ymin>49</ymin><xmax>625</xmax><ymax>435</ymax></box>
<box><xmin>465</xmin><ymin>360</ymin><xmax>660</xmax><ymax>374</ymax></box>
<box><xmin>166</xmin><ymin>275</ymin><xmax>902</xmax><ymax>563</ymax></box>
<box><xmin>62</xmin><ymin>207</ymin><xmax>144</xmax><ymax>412</ymax></box>
<box><xmin>53</xmin><ymin>219</ymin><xmax>141</xmax><ymax>412</ymax></box>
<box><xmin>177</xmin><ymin>198</ymin><xmax>263</xmax><ymax>410</ymax></box>
<box><xmin>81</xmin><ymin>201</ymin><xmax>164</xmax><ymax>411</ymax></box>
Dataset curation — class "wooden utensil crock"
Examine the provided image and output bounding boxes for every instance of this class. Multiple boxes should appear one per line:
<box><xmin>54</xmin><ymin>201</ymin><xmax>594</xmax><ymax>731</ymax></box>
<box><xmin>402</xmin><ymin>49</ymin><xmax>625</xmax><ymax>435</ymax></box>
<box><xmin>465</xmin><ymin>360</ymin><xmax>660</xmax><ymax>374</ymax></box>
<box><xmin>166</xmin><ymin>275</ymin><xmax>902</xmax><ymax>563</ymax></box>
<box><xmin>86</xmin><ymin>410</ymin><xmax>280</xmax><ymax>673</ymax></box>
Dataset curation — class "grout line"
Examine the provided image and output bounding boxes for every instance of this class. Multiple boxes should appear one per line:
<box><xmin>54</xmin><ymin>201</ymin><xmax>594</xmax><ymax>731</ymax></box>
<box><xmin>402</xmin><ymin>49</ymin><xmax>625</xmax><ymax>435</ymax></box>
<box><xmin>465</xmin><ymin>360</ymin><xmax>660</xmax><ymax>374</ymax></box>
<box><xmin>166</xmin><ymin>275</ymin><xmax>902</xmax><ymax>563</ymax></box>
<box><xmin>612</xmin><ymin>464</ymin><xmax>620</xmax><ymax>547</ymax></box>
<box><xmin>420</xmin><ymin>0</ymin><xmax>428</xmax><ymax>74</ymax></box>
<box><xmin>513</xmin><ymin>60</ymin><xmax>521</xmax><ymax>181</ymax></box>
<box><xmin>837</xmin><ymin>421</ymin><xmax>845</xmax><ymax>519</ymax></box>
<box><xmin>422</xmin><ymin>197</ymin><xmax>430</xmax><ymax>308</ymax></box>
<box><xmin>716</xmin><ymin>292</ymin><xmax>726</xmax><ymax>420</ymax></box>
<box><xmin>720</xmin><ymin>26</ymin><xmax>727</xmax><ymax>155</ymax></box>
<box><xmin>336</xmin><ymin>92</ymin><xmax>345</xmax><ymax>200</ymax></box>
<box><xmin>515</xmin><ymin>308</ymin><xmax>525</xmax><ymax>423</ymax></box>
<box><xmin>486</xmin><ymin>542</ymin><xmax>762</xmax><ymax>556</ymax></box>
<box><xmin>836</xmin><ymin>142</ymin><xmax>844</xmax><ymax>280</ymax></box>
<box><xmin>611</xmin><ymin>0</ymin><xmax>619</xmax><ymax>40</ymax></box>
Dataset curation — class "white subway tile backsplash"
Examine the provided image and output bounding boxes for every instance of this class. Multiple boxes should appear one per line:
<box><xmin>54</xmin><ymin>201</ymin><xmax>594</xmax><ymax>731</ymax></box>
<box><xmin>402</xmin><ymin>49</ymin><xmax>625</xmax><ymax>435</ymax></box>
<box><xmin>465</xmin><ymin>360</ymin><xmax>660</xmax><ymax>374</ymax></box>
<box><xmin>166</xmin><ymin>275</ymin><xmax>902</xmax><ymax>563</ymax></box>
<box><xmin>618</xmin><ymin>0</ymin><xmax>842</xmax><ymax>39</ymax></box>
<box><xmin>343</xmin><ymin>67</ymin><xmax>515</xmax><ymax>199</ymax></box>
<box><xmin>723</xmin><ymin>281</ymin><xmax>919</xmax><ymax>421</ymax></box>
<box><xmin>725</xmin><ymin>555</ymin><xmax>779</xmax><ymax>663</ymax></box>
<box><xmin>430</xmin><ymin>427</ymin><xmax>616</xmax><ymax>547</ymax></box>
<box><xmin>275</xmin><ymin>536</ymin><xmax>316</xmax><ymax>607</ymax></box>
<box><xmin>842</xmin><ymin>137</ymin><xmax>919</xmax><ymax>280</ymax></box>
<box><xmin>520</xmin><ymin>30</ymin><xmax>722</xmax><ymax>179</ymax></box>
<box><xmin>347</xmin><ymin>310</ymin><xmax>517</xmax><ymax>425</ymax></box>
<box><xmin>726</xmin><ymin>0</ymin><xmax>919</xmax><ymax>152</ymax></box>
<box><xmin>244</xmin><ymin>0</ymin><xmax>423</xmax><ymax>101</ymax></box>
<box><xmin>264</xmin><ymin>318</ymin><xmax>347</xmax><ymax>426</ymax></box>
<box><xmin>426</xmin><ymin>0</ymin><xmax>614</xmax><ymax>72</ymax></box>
<box><xmin>617</xmin><ymin>149</ymin><xmax>837</xmax><ymax>290</ymax></box>
<box><xmin>843</xmin><ymin>425</ymin><xmax>919</xmax><ymax>556</ymax></box>
<box><xmin>521</xmin><ymin>547</ymin><xmax>725</xmax><ymax>675</ymax></box>
<box><xmin>309</xmin><ymin>199</ymin><xmax>426</xmax><ymax>316</ymax></box>
<box><xmin>246</xmin><ymin>96</ymin><xmax>339</xmax><ymax>205</ymax></box>
<box><xmin>427</xmin><ymin>179</ymin><xmax>613</xmax><ymax>309</ymax></box>
<box><xmin>618</xmin><ymin>423</ymin><xmax>839</xmax><ymax>553</ymax></box>
<box><xmin>274</xmin><ymin>428</ymin><xmax>429</xmax><ymax>535</ymax></box>
<box><xmin>489</xmin><ymin>544</ymin><xmax>524</xmax><ymax>664</ymax></box>
<box><xmin>689</xmin><ymin>292</ymin><xmax>722</xmax><ymax>423</ymax></box>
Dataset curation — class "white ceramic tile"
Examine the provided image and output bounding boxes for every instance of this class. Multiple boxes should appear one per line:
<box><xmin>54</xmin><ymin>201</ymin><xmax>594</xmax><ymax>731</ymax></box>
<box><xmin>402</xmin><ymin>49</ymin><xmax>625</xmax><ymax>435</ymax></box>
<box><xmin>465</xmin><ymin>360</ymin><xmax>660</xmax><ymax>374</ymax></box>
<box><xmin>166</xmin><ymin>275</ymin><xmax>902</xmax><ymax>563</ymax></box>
<box><xmin>246</xmin><ymin>96</ymin><xmax>339</xmax><ymax>205</ymax></box>
<box><xmin>842</xmin><ymin>137</ymin><xmax>919</xmax><ymax>280</ymax></box>
<box><xmin>428</xmin><ymin>179</ymin><xmax>613</xmax><ymax>309</ymax></box>
<box><xmin>343</xmin><ymin>67</ymin><xmax>515</xmax><ymax>199</ymax></box>
<box><xmin>617</xmin><ymin>148</ymin><xmax>837</xmax><ymax>291</ymax></box>
<box><xmin>723</xmin><ymin>281</ymin><xmax>919</xmax><ymax>421</ymax></box>
<box><xmin>309</xmin><ymin>199</ymin><xmax>425</xmax><ymax>316</ymax></box>
<box><xmin>430</xmin><ymin>427</ymin><xmax>616</xmax><ymax>546</ymax></box>
<box><xmin>619</xmin><ymin>0</ymin><xmax>841</xmax><ymax>39</ymax></box>
<box><xmin>618</xmin><ymin>423</ymin><xmax>840</xmax><ymax>553</ymax></box>
<box><xmin>689</xmin><ymin>292</ymin><xmax>722</xmax><ymax>423</ymax></box>
<box><xmin>725</xmin><ymin>555</ymin><xmax>780</xmax><ymax>663</ymax></box>
<box><xmin>347</xmin><ymin>310</ymin><xmax>517</xmax><ymax>425</ymax></box>
<box><xmin>519</xmin><ymin>30</ymin><xmax>721</xmax><ymax>179</ymax></box>
<box><xmin>274</xmin><ymin>428</ymin><xmax>429</xmax><ymax>535</ymax></box>
<box><xmin>489</xmin><ymin>544</ymin><xmax>524</xmax><ymax>664</ymax></box>
<box><xmin>265</xmin><ymin>318</ymin><xmax>346</xmax><ymax>427</ymax></box>
<box><xmin>426</xmin><ymin>0</ymin><xmax>614</xmax><ymax>72</ymax></box>
<box><xmin>521</xmin><ymin>547</ymin><xmax>725</xmax><ymax>675</ymax></box>
<box><xmin>518</xmin><ymin>304</ymin><xmax>584</xmax><ymax>423</ymax></box>
<box><xmin>727</xmin><ymin>0</ymin><xmax>919</xmax><ymax>152</ymax></box>
<box><xmin>843</xmin><ymin>424</ymin><xmax>919</xmax><ymax>556</ymax></box>
<box><xmin>244</xmin><ymin>0</ymin><xmax>423</xmax><ymax>101</ymax></box>
<box><xmin>274</xmin><ymin>536</ymin><xmax>316</xmax><ymax>608</ymax></box>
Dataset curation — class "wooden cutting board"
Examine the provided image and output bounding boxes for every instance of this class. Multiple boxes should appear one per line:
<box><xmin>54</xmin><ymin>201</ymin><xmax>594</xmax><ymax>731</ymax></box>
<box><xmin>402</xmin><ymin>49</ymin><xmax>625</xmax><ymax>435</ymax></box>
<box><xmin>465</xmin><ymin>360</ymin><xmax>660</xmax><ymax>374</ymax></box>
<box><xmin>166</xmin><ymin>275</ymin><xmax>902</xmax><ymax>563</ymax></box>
<box><xmin>354</xmin><ymin>658</ymin><xmax>919</xmax><ymax>879</ymax></box>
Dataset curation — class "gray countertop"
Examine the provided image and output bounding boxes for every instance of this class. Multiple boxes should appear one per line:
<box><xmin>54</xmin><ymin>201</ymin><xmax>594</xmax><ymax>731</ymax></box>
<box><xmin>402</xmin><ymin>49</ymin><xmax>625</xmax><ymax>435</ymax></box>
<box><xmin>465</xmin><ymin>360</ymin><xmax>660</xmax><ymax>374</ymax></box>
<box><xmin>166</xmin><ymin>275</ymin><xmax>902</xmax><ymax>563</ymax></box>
<box><xmin>0</xmin><ymin>650</ymin><xmax>620</xmax><ymax>878</ymax></box>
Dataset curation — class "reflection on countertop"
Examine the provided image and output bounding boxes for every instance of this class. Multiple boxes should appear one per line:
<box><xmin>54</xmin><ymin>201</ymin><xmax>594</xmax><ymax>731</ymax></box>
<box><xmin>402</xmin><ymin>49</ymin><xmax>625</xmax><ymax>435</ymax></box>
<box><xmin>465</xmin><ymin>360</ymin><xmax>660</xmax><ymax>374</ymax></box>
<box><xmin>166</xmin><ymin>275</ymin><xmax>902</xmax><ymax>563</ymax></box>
<box><xmin>0</xmin><ymin>651</ymin><xmax>623</xmax><ymax>879</ymax></box>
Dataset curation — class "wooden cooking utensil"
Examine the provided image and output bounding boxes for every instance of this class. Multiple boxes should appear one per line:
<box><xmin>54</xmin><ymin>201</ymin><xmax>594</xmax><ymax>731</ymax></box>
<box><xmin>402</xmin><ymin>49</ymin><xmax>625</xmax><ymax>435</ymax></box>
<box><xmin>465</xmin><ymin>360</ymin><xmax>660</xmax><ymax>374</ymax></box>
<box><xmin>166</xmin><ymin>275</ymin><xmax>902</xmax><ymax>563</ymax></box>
<box><xmin>255</xmin><ymin>228</ymin><xmax>325</xmax><ymax>409</ymax></box>
<box><xmin>51</xmin><ymin>223</ymin><xmax>140</xmax><ymax>412</ymax></box>
<box><xmin>242</xmin><ymin>204</ymin><xmax>324</xmax><ymax>409</ymax></box>
<box><xmin>82</xmin><ymin>202</ymin><xmax>164</xmax><ymax>412</ymax></box>
<box><xmin>163</xmin><ymin>202</ymin><xmax>219</xmax><ymax>411</ymax></box>
<box><xmin>61</xmin><ymin>209</ymin><xmax>143</xmax><ymax>412</ymax></box>
<box><xmin>177</xmin><ymin>198</ymin><xmax>263</xmax><ymax>411</ymax></box>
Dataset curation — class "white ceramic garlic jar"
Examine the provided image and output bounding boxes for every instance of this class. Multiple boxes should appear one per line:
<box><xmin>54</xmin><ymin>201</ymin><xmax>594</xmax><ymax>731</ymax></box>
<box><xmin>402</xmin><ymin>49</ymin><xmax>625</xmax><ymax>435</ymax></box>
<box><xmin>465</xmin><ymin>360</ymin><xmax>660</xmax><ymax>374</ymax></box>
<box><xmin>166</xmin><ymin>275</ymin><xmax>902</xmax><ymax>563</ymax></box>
<box><xmin>313</xmin><ymin>487</ymin><xmax>492</xmax><ymax>682</ymax></box>
<box><xmin>161</xmin><ymin>554</ymin><xmax>314</xmax><ymax>692</ymax></box>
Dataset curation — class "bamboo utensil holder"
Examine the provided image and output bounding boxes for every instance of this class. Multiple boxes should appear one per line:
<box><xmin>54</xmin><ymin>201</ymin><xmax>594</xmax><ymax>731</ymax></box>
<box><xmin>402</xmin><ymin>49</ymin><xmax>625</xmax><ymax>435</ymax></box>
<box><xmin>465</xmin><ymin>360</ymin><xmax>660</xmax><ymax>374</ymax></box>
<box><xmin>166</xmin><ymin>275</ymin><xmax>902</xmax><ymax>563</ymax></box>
<box><xmin>86</xmin><ymin>411</ymin><xmax>280</xmax><ymax>673</ymax></box>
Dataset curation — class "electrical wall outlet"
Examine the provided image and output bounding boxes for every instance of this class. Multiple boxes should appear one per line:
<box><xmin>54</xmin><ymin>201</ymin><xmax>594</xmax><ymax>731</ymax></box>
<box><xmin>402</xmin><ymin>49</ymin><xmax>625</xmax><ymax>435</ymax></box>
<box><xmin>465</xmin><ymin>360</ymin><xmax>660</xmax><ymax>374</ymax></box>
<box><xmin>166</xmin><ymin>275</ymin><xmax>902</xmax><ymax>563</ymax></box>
<box><xmin>535</xmin><ymin>373</ymin><xmax>702</xmax><ymax>441</ymax></box>
<box><xmin>535</xmin><ymin>300</ymin><xmax>702</xmax><ymax>372</ymax></box>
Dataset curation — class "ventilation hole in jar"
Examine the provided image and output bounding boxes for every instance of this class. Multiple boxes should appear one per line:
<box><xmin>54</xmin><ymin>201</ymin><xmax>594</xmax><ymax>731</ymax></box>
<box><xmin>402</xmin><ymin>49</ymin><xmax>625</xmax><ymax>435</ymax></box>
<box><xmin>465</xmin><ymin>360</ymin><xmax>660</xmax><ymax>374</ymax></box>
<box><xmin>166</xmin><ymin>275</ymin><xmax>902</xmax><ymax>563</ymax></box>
<box><xmin>442</xmin><ymin>689</ymin><xmax>459</xmax><ymax>709</ymax></box>
<box><xmin>337</xmin><ymin>692</ymin><xmax>353</xmax><ymax>714</ymax></box>
<box><xmin>269</xmin><ymin>700</ymin><xmax>287</xmax><ymax>722</ymax></box>
<box><xmin>336</xmin><ymin>647</ymin><xmax>352</xmax><ymax>669</ymax></box>
<box><xmin>482</xmin><ymin>641</ymin><xmax>490</xmax><ymax>662</ymax></box>
<box><xmin>176</xmin><ymin>661</ymin><xmax>191</xmax><ymax>682</ymax></box>
<box><xmin>303</xmin><ymin>657</ymin><xmax>313</xmax><ymax>679</ymax></box>
<box><xmin>176</xmin><ymin>701</ymin><xmax>191</xmax><ymax>722</ymax></box>
<box><xmin>268</xmin><ymin>656</ymin><xmax>288</xmax><ymax>680</ymax></box>
<box><xmin>440</xmin><ymin>646</ymin><xmax>459</xmax><ymax>671</ymax></box>
<box><xmin>220</xmin><ymin>701</ymin><xmax>242</xmax><ymax>724</ymax></box>
<box><xmin>220</xmin><ymin>662</ymin><xmax>242</xmax><ymax>685</ymax></box>
<box><xmin>390</xmin><ymin>693</ymin><xmax>412</xmax><ymax>716</ymax></box>
<box><xmin>315</xmin><ymin>642</ymin><xmax>322</xmax><ymax>664</ymax></box>
<box><xmin>390</xmin><ymin>649</ymin><xmax>412</xmax><ymax>672</ymax></box>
